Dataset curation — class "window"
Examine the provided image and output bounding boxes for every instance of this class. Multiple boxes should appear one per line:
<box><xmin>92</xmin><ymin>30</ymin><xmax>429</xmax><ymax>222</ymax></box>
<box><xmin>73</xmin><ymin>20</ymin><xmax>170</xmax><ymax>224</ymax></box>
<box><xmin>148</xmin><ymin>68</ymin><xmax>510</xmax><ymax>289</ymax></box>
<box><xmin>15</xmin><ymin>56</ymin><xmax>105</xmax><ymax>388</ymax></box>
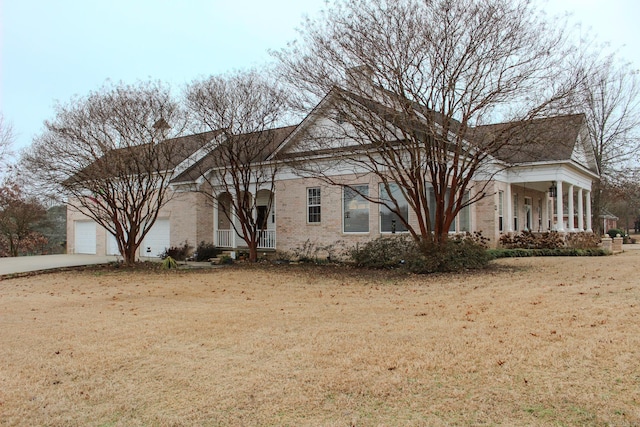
<box><xmin>426</xmin><ymin>183</ymin><xmax>470</xmax><ymax>232</ymax></box>
<box><xmin>513</xmin><ymin>194</ymin><xmax>519</xmax><ymax>231</ymax></box>
<box><xmin>343</xmin><ymin>185</ymin><xmax>369</xmax><ymax>233</ymax></box>
<box><xmin>459</xmin><ymin>192</ymin><xmax>471</xmax><ymax>232</ymax></box>
<box><xmin>498</xmin><ymin>191</ymin><xmax>504</xmax><ymax>232</ymax></box>
<box><xmin>524</xmin><ymin>197</ymin><xmax>532</xmax><ymax>231</ymax></box>
<box><xmin>380</xmin><ymin>183</ymin><xmax>409</xmax><ymax>233</ymax></box>
<box><xmin>307</xmin><ymin>187</ymin><xmax>321</xmax><ymax>223</ymax></box>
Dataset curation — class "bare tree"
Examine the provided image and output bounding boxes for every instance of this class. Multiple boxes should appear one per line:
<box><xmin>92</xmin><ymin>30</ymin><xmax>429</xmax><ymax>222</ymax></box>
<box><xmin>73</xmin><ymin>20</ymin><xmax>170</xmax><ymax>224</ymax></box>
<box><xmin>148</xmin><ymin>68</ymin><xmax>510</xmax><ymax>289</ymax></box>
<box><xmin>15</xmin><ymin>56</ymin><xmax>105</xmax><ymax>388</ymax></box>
<box><xmin>0</xmin><ymin>181</ymin><xmax>47</xmax><ymax>257</ymax></box>
<box><xmin>274</xmin><ymin>0</ymin><xmax>582</xmax><ymax>247</ymax></box>
<box><xmin>577</xmin><ymin>55</ymin><xmax>640</xmax><ymax>234</ymax></box>
<box><xmin>604</xmin><ymin>169</ymin><xmax>640</xmax><ymax>235</ymax></box>
<box><xmin>23</xmin><ymin>81</ymin><xmax>188</xmax><ymax>265</ymax></box>
<box><xmin>0</xmin><ymin>113</ymin><xmax>15</xmax><ymax>172</ymax></box>
<box><xmin>181</xmin><ymin>69</ymin><xmax>291</xmax><ymax>262</ymax></box>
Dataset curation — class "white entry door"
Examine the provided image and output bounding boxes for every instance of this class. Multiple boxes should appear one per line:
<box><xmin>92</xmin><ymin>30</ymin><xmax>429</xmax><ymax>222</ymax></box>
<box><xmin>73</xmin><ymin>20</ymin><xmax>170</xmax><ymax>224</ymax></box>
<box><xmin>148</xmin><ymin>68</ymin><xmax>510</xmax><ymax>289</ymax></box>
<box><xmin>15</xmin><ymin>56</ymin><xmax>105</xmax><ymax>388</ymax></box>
<box><xmin>142</xmin><ymin>219</ymin><xmax>170</xmax><ymax>258</ymax></box>
<box><xmin>74</xmin><ymin>221</ymin><xmax>96</xmax><ymax>254</ymax></box>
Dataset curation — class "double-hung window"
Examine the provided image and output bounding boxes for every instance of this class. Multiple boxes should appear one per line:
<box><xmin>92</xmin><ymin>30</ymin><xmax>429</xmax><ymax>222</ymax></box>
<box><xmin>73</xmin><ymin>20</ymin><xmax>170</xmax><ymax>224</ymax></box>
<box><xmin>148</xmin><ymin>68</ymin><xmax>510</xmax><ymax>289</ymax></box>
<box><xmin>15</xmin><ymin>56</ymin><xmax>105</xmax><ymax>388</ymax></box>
<box><xmin>307</xmin><ymin>187</ymin><xmax>321</xmax><ymax>223</ymax></box>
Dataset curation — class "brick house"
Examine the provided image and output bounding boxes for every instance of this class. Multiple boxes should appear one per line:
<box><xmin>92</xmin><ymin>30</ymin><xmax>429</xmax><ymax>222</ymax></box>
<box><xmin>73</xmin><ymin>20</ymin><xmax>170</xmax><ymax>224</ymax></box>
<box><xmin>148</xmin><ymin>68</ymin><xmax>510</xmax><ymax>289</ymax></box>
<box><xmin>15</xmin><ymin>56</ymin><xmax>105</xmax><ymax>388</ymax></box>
<box><xmin>68</xmin><ymin>89</ymin><xmax>599</xmax><ymax>258</ymax></box>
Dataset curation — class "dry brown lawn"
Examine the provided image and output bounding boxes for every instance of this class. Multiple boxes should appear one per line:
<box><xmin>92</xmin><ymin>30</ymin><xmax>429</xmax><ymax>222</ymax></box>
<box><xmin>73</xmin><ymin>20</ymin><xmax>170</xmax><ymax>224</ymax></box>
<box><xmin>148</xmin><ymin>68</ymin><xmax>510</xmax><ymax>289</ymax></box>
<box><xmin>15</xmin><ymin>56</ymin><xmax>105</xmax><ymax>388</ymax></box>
<box><xmin>1</xmin><ymin>252</ymin><xmax>640</xmax><ymax>426</ymax></box>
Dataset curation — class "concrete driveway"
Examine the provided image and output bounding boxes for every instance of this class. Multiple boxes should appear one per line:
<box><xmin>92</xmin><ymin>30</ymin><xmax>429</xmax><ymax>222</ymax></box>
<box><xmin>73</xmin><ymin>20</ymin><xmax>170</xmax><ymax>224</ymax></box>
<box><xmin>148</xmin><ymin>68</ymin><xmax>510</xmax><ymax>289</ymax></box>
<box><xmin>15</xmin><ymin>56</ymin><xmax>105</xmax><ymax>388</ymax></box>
<box><xmin>0</xmin><ymin>254</ymin><xmax>120</xmax><ymax>276</ymax></box>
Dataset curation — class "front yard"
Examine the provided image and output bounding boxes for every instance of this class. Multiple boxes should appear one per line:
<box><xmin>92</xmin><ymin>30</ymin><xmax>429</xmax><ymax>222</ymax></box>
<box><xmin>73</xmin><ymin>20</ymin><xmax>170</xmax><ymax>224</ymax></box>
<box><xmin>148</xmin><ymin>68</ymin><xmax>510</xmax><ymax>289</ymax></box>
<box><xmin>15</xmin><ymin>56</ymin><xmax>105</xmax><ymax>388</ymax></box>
<box><xmin>1</xmin><ymin>253</ymin><xmax>639</xmax><ymax>426</ymax></box>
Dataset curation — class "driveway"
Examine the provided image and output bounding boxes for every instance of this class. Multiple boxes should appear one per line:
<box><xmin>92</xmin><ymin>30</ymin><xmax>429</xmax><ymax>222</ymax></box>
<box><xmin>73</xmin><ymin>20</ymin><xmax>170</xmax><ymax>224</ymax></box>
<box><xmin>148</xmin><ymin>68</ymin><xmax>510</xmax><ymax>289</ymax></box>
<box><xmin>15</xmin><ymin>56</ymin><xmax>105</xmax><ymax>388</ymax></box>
<box><xmin>0</xmin><ymin>254</ymin><xmax>119</xmax><ymax>276</ymax></box>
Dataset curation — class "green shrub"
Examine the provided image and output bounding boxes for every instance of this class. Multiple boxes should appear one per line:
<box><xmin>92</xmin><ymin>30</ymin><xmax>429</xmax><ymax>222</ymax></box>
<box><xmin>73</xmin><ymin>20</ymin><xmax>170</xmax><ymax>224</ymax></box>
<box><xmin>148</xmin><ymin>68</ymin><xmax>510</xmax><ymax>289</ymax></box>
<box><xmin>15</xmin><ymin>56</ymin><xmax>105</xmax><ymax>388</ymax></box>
<box><xmin>607</xmin><ymin>228</ymin><xmax>624</xmax><ymax>239</ymax></box>
<box><xmin>349</xmin><ymin>235</ymin><xmax>415</xmax><ymax>269</ymax></box>
<box><xmin>195</xmin><ymin>241</ymin><xmax>222</xmax><ymax>262</ymax></box>
<box><xmin>488</xmin><ymin>247</ymin><xmax>610</xmax><ymax>259</ymax></box>
<box><xmin>218</xmin><ymin>255</ymin><xmax>233</xmax><ymax>265</ymax></box>
<box><xmin>349</xmin><ymin>233</ymin><xmax>490</xmax><ymax>274</ymax></box>
<box><xmin>410</xmin><ymin>235</ymin><xmax>490</xmax><ymax>273</ymax></box>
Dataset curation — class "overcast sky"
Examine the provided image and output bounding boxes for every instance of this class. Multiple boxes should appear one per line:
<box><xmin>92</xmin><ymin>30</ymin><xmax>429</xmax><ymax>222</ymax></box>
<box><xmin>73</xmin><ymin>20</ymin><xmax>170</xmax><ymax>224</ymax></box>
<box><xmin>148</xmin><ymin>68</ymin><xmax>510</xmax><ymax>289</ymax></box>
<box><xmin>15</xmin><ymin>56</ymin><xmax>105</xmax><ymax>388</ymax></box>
<box><xmin>1</xmin><ymin>0</ymin><xmax>639</xmax><ymax>152</ymax></box>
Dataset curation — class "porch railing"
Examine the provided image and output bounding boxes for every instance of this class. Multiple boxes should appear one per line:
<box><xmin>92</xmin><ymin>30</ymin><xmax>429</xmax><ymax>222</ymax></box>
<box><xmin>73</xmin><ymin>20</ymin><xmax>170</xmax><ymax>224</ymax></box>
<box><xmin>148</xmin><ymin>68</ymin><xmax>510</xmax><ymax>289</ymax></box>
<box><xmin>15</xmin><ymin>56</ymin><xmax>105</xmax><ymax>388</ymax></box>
<box><xmin>216</xmin><ymin>229</ymin><xmax>276</xmax><ymax>250</ymax></box>
<box><xmin>258</xmin><ymin>230</ymin><xmax>276</xmax><ymax>249</ymax></box>
<box><xmin>216</xmin><ymin>229</ymin><xmax>232</xmax><ymax>248</ymax></box>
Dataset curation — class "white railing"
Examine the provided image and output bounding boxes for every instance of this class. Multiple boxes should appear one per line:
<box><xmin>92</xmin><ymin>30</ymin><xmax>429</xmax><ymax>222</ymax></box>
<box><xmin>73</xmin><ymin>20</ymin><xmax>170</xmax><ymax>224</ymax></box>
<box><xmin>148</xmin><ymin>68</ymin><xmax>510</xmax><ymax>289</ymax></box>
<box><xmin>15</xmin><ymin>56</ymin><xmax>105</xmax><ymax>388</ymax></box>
<box><xmin>216</xmin><ymin>229</ymin><xmax>232</xmax><ymax>248</ymax></box>
<box><xmin>258</xmin><ymin>230</ymin><xmax>276</xmax><ymax>249</ymax></box>
<box><xmin>216</xmin><ymin>229</ymin><xmax>276</xmax><ymax>249</ymax></box>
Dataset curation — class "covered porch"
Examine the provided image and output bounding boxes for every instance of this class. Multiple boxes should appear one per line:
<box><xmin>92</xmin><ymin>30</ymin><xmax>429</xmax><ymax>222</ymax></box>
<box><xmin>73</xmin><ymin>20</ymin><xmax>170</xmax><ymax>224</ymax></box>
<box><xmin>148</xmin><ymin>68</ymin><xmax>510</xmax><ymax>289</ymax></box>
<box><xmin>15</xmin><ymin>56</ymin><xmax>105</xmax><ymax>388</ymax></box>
<box><xmin>213</xmin><ymin>189</ymin><xmax>277</xmax><ymax>250</ymax></box>
<box><xmin>502</xmin><ymin>164</ymin><xmax>597</xmax><ymax>235</ymax></box>
<box><xmin>504</xmin><ymin>180</ymin><xmax>592</xmax><ymax>233</ymax></box>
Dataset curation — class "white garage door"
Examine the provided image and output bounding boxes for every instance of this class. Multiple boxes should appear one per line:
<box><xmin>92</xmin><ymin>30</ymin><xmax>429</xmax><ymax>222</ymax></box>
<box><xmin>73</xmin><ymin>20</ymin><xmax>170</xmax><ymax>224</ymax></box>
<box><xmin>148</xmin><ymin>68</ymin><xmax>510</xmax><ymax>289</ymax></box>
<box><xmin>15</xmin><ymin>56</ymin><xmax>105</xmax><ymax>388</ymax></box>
<box><xmin>142</xmin><ymin>219</ymin><xmax>170</xmax><ymax>258</ymax></box>
<box><xmin>74</xmin><ymin>221</ymin><xmax>96</xmax><ymax>254</ymax></box>
<box><xmin>106</xmin><ymin>232</ymin><xmax>120</xmax><ymax>256</ymax></box>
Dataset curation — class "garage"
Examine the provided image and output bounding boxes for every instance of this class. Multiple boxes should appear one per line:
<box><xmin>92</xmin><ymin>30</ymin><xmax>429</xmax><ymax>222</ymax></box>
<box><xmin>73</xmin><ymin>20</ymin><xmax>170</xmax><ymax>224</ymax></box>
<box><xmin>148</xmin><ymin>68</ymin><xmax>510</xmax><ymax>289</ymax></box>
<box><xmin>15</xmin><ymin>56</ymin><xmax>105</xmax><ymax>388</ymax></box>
<box><xmin>141</xmin><ymin>219</ymin><xmax>170</xmax><ymax>258</ymax></box>
<box><xmin>74</xmin><ymin>221</ymin><xmax>97</xmax><ymax>254</ymax></box>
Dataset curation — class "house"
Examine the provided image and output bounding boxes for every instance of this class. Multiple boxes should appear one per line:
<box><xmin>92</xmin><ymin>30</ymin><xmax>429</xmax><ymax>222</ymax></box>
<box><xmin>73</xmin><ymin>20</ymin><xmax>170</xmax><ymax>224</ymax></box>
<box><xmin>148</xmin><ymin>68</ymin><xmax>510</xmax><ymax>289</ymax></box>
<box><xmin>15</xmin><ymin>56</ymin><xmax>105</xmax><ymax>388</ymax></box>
<box><xmin>67</xmin><ymin>86</ymin><xmax>599</xmax><ymax>258</ymax></box>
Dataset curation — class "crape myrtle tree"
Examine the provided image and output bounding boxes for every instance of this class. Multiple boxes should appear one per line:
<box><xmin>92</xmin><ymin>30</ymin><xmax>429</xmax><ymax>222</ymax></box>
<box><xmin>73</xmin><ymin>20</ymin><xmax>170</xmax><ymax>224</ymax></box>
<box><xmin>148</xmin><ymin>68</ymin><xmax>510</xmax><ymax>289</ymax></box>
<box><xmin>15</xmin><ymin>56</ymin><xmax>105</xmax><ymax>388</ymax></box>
<box><xmin>23</xmin><ymin>81</ymin><xmax>187</xmax><ymax>265</ymax></box>
<box><xmin>0</xmin><ymin>181</ymin><xmax>47</xmax><ymax>257</ymax></box>
<box><xmin>274</xmin><ymin>0</ymin><xmax>584</xmax><ymax>248</ymax></box>
<box><xmin>183</xmin><ymin>69</ymin><xmax>290</xmax><ymax>262</ymax></box>
<box><xmin>577</xmin><ymin>55</ymin><xmax>640</xmax><ymax>235</ymax></box>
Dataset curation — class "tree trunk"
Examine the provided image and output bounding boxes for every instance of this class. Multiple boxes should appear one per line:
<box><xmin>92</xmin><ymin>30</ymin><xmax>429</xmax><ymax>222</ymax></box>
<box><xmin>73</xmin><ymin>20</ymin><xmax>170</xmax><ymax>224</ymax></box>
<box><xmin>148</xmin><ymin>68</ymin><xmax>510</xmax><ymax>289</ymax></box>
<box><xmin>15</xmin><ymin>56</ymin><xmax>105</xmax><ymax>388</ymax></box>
<box><xmin>592</xmin><ymin>180</ymin><xmax>603</xmax><ymax>235</ymax></box>
<box><xmin>123</xmin><ymin>245</ymin><xmax>137</xmax><ymax>266</ymax></box>
<box><xmin>248</xmin><ymin>242</ymin><xmax>258</xmax><ymax>263</ymax></box>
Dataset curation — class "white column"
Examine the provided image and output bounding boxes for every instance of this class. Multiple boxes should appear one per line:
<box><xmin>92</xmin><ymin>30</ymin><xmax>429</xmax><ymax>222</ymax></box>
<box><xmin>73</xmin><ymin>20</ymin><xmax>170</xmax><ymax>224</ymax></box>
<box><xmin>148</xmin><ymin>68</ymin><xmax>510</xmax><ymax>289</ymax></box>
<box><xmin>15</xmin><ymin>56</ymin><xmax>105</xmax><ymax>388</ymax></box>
<box><xmin>506</xmin><ymin>184</ymin><xmax>513</xmax><ymax>232</ymax></box>
<box><xmin>231</xmin><ymin>195</ymin><xmax>237</xmax><ymax>248</ymax></box>
<box><xmin>577</xmin><ymin>188</ymin><xmax>584</xmax><ymax>231</ymax></box>
<box><xmin>567</xmin><ymin>184</ymin><xmax>574</xmax><ymax>231</ymax></box>
<box><xmin>585</xmin><ymin>190</ymin><xmax>592</xmax><ymax>232</ymax></box>
<box><xmin>556</xmin><ymin>181</ymin><xmax>565</xmax><ymax>232</ymax></box>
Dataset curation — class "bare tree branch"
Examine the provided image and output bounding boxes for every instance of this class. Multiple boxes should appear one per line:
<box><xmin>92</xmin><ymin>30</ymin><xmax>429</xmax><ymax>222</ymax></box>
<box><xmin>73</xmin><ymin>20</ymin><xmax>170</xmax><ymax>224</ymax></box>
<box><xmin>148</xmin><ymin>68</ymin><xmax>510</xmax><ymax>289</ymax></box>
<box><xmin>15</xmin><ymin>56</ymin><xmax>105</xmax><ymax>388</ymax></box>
<box><xmin>274</xmin><ymin>0</ymin><xmax>583</xmax><ymax>246</ymax></box>
<box><xmin>22</xmin><ymin>80</ymin><xmax>188</xmax><ymax>265</ymax></box>
<box><xmin>181</xmin><ymin>69</ymin><xmax>291</xmax><ymax>262</ymax></box>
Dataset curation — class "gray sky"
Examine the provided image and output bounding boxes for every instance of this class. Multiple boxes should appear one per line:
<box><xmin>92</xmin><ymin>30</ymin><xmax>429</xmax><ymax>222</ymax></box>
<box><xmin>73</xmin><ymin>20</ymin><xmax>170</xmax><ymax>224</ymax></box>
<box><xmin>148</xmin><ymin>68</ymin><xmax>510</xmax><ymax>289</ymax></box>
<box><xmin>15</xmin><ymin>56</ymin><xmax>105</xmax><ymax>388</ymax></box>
<box><xmin>1</xmin><ymin>0</ymin><xmax>639</xmax><ymax>152</ymax></box>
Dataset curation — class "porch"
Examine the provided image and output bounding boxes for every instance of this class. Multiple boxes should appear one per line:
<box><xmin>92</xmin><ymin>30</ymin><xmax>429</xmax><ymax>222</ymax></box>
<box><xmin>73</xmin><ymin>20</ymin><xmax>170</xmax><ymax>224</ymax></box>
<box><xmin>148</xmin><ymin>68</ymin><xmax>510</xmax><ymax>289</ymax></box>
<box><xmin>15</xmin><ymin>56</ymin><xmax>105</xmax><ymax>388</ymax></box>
<box><xmin>213</xmin><ymin>189</ymin><xmax>277</xmax><ymax>250</ymax></box>
<box><xmin>502</xmin><ymin>178</ymin><xmax>593</xmax><ymax>234</ymax></box>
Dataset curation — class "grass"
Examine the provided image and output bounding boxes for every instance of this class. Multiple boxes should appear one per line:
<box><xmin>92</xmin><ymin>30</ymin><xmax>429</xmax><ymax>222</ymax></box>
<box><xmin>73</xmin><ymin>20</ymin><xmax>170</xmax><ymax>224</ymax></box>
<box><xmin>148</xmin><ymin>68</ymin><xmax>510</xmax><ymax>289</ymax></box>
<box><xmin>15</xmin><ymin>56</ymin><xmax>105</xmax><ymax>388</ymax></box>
<box><xmin>1</xmin><ymin>252</ymin><xmax>640</xmax><ymax>426</ymax></box>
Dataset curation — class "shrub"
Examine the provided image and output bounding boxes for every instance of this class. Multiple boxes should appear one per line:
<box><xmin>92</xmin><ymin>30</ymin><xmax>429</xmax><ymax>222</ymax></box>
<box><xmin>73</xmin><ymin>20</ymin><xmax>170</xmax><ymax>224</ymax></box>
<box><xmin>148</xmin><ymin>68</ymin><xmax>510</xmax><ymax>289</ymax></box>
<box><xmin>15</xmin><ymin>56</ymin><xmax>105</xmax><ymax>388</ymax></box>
<box><xmin>160</xmin><ymin>241</ymin><xmax>192</xmax><ymax>261</ymax></box>
<box><xmin>218</xmin><ymin>255</ymin><xmax>233</xmax><ymax>265</ymax></box>
<box><xmin>349</xmin><ymin>233</ymin><xmax>490</xmax><ymax>274</ymax></box>
<box><xmin>566</xmin><ymin>232</ymin><xmax>601</xmax><ymax>249</ymax></box>
<box><xmin>195</xmin><ymin>241</ymin><xmax>222</xmax><ymax>262</ymax></box>
<box><xmin>607</xmin><ymin>228</ymin><xmax>624</xmax><ymax>238</ymax></box>
<box><xmin>161</xmin><ymin>256</ymin><xmax>178</xmax><ymax>269</ymax></box>
<box><xmin>499</xmin><ymin>231</ymin><xmax>564</xmax><ymax>249</ymax></box>
<box><xmin>488</xmin><ymin>247</ymin><xmax>610</xmax><ymax>259</ymax></box>
<box><xmin>349</xmin><ymin>235</ymin><xmax>415</xmax><ymax>269</ymax></box>
<box><xmin>410</xmin><ymin>235</ymin><xmax>490</xmax><ymax>273</ymax></box>
<box><xmin>291</xmin><ymin>239</ymin><xmax>343</xmax><ymax>263</ymax></box>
